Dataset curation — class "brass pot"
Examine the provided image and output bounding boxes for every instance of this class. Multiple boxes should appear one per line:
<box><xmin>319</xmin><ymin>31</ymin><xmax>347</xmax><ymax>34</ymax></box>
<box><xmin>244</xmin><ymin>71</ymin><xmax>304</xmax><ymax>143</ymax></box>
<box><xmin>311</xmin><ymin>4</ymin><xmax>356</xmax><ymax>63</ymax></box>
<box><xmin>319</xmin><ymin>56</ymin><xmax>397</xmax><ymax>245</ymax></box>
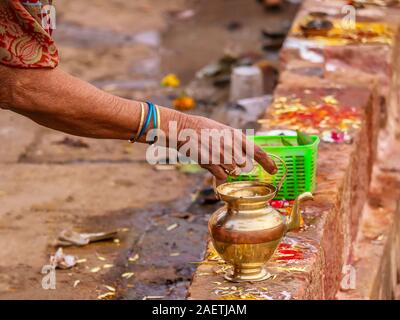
<box><xmin>209</xmin><ymin>155</ymin><xmax>313</xmax><ymax>282</ymax></box>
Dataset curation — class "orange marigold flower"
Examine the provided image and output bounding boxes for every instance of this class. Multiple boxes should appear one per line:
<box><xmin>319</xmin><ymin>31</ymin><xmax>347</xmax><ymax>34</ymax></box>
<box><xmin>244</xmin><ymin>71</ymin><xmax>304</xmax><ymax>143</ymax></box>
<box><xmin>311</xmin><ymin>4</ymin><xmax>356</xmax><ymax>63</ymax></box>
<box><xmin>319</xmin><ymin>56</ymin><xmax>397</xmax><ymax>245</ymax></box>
<box><xmin>173</xmin><ymin>95</ymin><xmax>196</xmax><ymax>111</ymax></box>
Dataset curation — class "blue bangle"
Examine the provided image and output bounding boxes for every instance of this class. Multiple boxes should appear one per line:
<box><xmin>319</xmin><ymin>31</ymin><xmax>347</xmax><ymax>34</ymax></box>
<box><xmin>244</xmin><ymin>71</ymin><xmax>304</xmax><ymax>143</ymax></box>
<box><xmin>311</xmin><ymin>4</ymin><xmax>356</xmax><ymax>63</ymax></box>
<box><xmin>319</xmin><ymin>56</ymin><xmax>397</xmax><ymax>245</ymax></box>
<box><xmin>138</xmin><ymin>102</ymin><xmax>154</xmax><ymax>139</ymax></box>
<box><xmin>147</xmin><ymin>101</ymin><xmax>157</xmax><ymax>129</ymax></box>
<box><xmin>147</xmin><ymin>101</ymin><xmax>158</xmax><ymax>144</ymax></box>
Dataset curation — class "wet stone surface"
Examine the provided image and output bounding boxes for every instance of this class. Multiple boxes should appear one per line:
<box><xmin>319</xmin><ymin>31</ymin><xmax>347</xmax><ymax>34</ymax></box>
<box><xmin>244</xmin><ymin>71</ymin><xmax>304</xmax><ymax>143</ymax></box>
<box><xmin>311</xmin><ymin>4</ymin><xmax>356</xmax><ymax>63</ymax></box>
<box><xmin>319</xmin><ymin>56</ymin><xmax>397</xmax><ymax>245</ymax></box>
<box><xmin>109</xmin><ymin>197</ymin><xmax>222</xmax><ymax>300</ymax></box>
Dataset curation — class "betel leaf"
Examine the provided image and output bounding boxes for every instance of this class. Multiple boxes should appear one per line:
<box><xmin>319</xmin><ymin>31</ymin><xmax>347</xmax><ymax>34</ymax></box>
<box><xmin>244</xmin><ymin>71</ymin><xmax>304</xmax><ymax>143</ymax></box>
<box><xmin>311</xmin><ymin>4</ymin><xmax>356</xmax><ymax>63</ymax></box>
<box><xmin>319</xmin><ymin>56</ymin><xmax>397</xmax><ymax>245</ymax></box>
<box><xmin>296</xmin><ymin>130</ymin><xmax>313</xmax><ymax>145</ymax></box>
<box><xmin>280</xmin><ymin>137</ymin><xmax>294</xmax><ymax>146</ymax></box>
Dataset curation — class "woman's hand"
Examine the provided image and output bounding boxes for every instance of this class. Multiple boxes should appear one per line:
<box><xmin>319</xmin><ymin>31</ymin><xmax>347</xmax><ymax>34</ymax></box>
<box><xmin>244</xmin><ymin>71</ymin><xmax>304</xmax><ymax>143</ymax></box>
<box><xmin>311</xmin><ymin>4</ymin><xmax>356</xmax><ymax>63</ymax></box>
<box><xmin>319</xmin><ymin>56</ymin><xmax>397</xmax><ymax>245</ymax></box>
<box><xmin>175</xmin><ymin>114</ymin><xmax>277</xmax><ymax>182</ymax></box>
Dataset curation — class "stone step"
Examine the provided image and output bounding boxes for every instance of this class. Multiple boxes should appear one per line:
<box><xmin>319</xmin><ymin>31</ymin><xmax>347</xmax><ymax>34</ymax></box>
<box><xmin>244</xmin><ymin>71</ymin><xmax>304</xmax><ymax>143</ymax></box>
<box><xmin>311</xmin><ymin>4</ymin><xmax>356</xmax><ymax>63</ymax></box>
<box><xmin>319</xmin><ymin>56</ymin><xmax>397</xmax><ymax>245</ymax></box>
<box><xmin>188</xmin><ymin>84</ymin><xmax>377</xmax><ymax>300</ymax></box>
<box><xmin>337</xmin><ymin>154</ymin><xmax>400</xmax><ymax>299</ymax></box>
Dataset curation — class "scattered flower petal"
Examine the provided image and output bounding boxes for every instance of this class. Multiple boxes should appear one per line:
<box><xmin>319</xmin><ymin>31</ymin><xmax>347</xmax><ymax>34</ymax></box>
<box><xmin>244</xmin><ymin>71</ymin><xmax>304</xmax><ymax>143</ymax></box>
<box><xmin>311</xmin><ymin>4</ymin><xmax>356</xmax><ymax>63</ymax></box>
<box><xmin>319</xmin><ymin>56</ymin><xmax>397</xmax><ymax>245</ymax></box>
<box><xmin>97</xmin><ymin>292</ymin><xmax>115</xmax><ymax>300</ymax></box>
<box><xmin>128</xmin><ymin>254</ymin><xmax>139</xmax><ymax>263</ymax></box>
<box><xmin>121</xmin><ymin>272</ymin><xmax>134</xmax><ymax>279</ymax></box>
<box><xmin>143</xmin><ymin>296</ymin><xmax>164</xmax><ymax>300</ymax></box>
<box><xmin>173</xmin><ymin>95</ymin><xmax>196</xmax><ymax>111</ymax></box>
<box><xmin>161</xmin><ymin>74</ymin><xmax>180</xmax><ymax>88</ymax></box>
<box><xmin>76</xmin><ymin>259</ymin><xmax>87</xmax><ymax>264</ymax></box>
<box><xmin>104</xmin><ymin>285</ymin><xmax>115</xmax><ymax>292</ymax></box>
<box><xmin>166</xmin><ymin>223</ymin><xmax>178</xmax><ymax>231</ymax></box>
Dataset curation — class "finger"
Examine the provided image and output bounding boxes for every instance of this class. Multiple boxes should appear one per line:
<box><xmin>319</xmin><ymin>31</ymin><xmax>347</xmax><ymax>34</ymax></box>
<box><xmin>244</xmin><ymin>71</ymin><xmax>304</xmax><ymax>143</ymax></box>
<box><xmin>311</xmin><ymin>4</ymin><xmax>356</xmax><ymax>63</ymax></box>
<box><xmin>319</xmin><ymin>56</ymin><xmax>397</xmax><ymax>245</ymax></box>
<box><xmin>220</xmin><ymin>160</ymin><xmax>242</xmax><ymax>176</ymax></box>
<box><xmin>202</xmin><ymin>164</ymin><xmax>228</xmax><ymax>182</ymax></box>
<box><xmin>230</xmin><ymin>132</ymin><xmax>250</xmax><ymax>168</ymax></box>
<box><xmin>233</xmin><ymin>132</ymin><xmax>276</xmax><ymax>175</ymax></box>
<box><xmin>221</xmin><ymin>165</ymin><xmax>242</xmax><ymax>176</ymax></box>
<box><xmin>236</xmin><ymin>161</ymin><xmax>247</xmax><ymax>168</ymax></box>
<box><xmin>218</xmin><ymin>142</ymin><xmax>237</xmax><ymax>172</ymax></box>
<box><xmin>239</xmin><ymin>154</ymin><xmax>254</xmax><ymax>173</ymax></box>
<box><xmin>254</xmin><ymin>145</ymin><xmax>277</xmax><ymax>174</ymax></box>
<box><xmin>235</xmin><ymin>153</ymin><xmax>251</xmax><ymax>170</ymax></box>
<box><xmin>233</xmin><ymin>144</ymin><xmax>247</xmax><ymax>168</ymax></box>
<box><xmin>218</xmin><ymin>134</ymin><xmax>241</xmax><ymax>176</ymax></box>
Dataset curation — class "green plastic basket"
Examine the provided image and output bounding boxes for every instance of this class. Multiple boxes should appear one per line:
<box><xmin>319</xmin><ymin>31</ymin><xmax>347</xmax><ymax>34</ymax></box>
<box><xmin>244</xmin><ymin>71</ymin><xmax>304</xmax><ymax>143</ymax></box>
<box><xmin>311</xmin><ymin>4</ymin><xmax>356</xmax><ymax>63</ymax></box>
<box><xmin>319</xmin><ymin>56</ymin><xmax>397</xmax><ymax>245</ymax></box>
<box><xmin>228</xmin><ymin>135</ymin><xmax>320</xmax><ymax>200</ymax></box>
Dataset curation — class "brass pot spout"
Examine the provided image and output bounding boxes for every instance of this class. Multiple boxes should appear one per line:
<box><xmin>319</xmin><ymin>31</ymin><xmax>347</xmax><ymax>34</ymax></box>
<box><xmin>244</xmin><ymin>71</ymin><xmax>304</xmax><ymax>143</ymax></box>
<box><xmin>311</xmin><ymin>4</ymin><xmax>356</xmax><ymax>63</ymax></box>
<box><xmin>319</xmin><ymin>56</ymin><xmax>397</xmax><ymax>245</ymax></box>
<box><xmin>286</xmin><ymin>192</ymin><xmax>314</xmax><ymax>231</ymax></box>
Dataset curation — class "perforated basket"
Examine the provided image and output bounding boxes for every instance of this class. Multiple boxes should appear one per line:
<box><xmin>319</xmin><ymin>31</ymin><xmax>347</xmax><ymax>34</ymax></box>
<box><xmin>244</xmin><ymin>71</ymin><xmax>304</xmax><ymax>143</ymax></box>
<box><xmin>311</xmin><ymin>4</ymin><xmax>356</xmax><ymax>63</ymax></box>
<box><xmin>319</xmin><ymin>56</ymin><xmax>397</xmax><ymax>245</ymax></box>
<box><xmin>228</xmin><ymin>135</ymin><xmax>319</xmax><ymax>200</ymax></box>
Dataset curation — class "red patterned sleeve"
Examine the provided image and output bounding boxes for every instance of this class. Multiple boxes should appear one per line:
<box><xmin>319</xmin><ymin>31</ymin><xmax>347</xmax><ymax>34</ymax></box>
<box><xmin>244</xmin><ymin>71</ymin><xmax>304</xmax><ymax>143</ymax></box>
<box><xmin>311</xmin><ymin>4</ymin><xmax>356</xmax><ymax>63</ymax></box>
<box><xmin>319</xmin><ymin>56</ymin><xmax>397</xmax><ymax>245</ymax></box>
<box><xmin>0</xmin><ymin>0</ymin><xmax>58</xmax><ymax>68</ymax></box>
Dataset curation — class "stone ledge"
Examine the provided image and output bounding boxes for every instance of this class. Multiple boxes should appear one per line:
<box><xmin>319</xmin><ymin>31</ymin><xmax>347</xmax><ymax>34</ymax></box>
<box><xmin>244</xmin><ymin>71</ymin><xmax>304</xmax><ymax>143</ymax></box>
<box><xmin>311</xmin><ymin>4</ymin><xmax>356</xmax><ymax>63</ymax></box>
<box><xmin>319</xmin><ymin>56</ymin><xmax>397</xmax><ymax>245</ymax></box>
<box><xmin>188</xmin><ymin>85</ymin><xmax>377</xmax><ymax>300</ymax></box>
<box><xmin>280</xmin><ymin>0</ymin><xmax>400</xmax><ymax>138</ymax></box>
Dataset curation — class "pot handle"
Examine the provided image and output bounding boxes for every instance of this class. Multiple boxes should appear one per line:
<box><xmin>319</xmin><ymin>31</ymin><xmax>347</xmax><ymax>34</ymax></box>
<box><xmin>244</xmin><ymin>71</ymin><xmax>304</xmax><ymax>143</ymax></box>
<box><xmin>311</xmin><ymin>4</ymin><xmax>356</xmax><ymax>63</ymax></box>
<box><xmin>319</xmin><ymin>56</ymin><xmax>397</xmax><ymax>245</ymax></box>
<box><xmin>212</xmin><ymin>176</ymin><xmax>220</xmax><ymax>200</ymax></box>
<box><xmin>266</xmin><ymin>153</ymin><xmax>288</xmax><ymax>194</ymax></box>
<box><xmin>211</xmin><ymin>153</ymin><xmax>288</xmax><ymax>198</ymax></box>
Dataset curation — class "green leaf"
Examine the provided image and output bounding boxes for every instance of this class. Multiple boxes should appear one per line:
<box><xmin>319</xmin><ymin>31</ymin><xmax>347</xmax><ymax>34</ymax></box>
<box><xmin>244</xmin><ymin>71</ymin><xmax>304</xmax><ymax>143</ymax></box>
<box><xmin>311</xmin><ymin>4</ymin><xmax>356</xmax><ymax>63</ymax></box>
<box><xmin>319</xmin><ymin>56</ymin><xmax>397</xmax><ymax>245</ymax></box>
<box><xmin>296</xmin><ymin>130</ymin><xmax>313</xmax><ymax>145</ymax></box>
<box><xmin>281</xmin><ymin>137</ymin><xmax>294</xmax><ymax>146</ymax></box>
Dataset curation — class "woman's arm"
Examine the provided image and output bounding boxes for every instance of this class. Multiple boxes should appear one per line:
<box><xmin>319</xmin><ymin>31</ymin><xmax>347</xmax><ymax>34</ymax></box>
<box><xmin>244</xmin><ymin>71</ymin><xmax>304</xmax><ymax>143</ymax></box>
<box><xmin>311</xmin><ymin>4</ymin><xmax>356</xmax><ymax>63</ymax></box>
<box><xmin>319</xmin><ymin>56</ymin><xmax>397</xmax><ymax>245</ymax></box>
<box><xmin>0</xmin><ymin>65</ymin><xmax>182</xmax><ymax>140</ymax></box>
<box><xmin>0</xmin><ymin>65</ymin><xmax>276</xmax><ymax>179</ymax></box>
